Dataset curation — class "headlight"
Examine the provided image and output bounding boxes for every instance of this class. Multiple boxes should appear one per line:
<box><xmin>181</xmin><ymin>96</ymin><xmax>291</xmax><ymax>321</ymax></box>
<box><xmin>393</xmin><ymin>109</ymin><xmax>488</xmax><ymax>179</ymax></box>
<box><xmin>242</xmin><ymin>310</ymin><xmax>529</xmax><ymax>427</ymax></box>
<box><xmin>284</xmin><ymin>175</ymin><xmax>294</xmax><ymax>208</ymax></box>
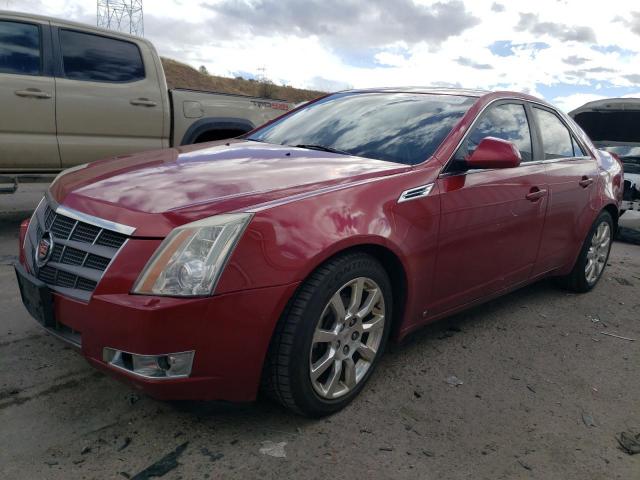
<box><xmin>132</xmin><ymin>213</ymin><xmax>252</xmax><ymax>296</ymax></box>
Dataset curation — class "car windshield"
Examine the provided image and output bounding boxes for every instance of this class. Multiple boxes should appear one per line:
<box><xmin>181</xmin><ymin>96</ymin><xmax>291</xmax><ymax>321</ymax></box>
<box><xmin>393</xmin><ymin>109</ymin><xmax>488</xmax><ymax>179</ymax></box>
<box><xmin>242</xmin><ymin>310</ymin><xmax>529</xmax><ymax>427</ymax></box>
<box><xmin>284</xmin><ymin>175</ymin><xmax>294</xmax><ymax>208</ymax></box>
<box><xmin>247</xmin><ymin>92</ymin><xmax>476</xmax><ymax>165</ymax></box>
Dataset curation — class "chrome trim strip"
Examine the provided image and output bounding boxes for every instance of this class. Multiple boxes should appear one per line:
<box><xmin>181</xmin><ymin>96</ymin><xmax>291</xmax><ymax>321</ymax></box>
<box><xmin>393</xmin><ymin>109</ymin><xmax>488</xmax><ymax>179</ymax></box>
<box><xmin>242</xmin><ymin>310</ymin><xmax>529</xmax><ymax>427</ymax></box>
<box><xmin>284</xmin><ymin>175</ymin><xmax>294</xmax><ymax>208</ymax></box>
<box><xmin>103</xmin><ymin>348</ymin><xmax>195</xmax><ymax>380</ymax></box>
<box><xmin>55</xmin><ymin>204</ymin><xmax>136</xmax><ymax>236</ymax></box>
<box><xmin>52</xmin><ymin>237</ymin><xmax>119</xmax><ymax>257</ymax></box>
<box><xmin>397</xmin><ymin>183</ymin><xmax>434</xmax><ymax>203</ymax></box>
<box><xmin>23</xmin><ymin>197</ymin><xmax>45</xmax><ymax>263</ymax></box>
<box><xmin>45</xmin><ymin>190</ymin><xmax>135</xmax><ymax>235</ymax></box>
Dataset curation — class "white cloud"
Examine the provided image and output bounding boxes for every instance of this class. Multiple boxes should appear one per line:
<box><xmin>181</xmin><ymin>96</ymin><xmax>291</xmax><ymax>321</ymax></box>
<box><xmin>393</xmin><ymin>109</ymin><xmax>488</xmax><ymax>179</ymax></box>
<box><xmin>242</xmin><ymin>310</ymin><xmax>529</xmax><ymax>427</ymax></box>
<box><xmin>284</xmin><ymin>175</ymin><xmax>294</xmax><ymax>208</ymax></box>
<box><xmin>551</xmin><ymin>93</ymin><xmax>608</xmax><ymax>113</ymax></box>
<box><xmin>5</xmin><ymin>0</ymin><xmax>640</xmax><ymax>108</ymax></box>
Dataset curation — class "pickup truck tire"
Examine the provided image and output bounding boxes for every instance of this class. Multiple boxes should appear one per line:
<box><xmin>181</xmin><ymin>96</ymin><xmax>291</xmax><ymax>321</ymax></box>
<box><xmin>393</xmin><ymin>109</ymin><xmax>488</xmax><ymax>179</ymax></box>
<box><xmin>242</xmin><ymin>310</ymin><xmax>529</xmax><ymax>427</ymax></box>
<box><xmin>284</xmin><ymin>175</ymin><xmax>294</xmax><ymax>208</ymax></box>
<box><xmin>262</xmin><ymin>252</ymin><xmax>392</xmax><ymax>417</ymax></box>
<box><xmin>558</xmin><ymin>211</ymin><xmax>613</xmax><ymax>293</ymax></box>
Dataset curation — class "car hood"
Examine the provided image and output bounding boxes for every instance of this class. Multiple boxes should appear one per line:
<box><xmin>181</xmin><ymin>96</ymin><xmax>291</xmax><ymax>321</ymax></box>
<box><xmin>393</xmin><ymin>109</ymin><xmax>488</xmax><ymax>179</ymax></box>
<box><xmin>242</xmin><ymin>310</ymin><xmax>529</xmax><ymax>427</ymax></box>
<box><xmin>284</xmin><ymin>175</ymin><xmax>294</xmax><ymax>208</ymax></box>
<box><xmin>50</xmin><ymin>140</ymin><xmax>409</xmax><ymax>237</ymax></box>
<box><xmin>570</xmin><ymin>98</ymin><xmax>640</xmax><ymax>147</ymax></box>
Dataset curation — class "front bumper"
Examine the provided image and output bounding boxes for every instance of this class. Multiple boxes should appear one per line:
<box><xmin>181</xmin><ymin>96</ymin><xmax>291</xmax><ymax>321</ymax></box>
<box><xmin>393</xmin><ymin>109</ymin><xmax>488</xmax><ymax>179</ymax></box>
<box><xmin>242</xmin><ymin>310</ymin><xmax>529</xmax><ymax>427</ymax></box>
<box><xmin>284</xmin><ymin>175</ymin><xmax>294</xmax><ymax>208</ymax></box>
<box><xmin>17</xmin><ymin>262</ymin><xmax>298</xmax><ymax>402</ymax></box>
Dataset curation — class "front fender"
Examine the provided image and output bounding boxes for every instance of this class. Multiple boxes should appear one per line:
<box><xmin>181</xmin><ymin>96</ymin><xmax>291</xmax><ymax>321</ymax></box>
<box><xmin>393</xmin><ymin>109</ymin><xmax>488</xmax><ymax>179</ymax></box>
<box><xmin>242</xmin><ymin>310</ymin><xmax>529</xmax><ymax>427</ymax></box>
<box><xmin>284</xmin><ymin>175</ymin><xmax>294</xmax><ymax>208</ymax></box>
<box><xmin>215</xmin><ymin>167</ymin><xmax>442</xmax><ymax>332</ymax></box>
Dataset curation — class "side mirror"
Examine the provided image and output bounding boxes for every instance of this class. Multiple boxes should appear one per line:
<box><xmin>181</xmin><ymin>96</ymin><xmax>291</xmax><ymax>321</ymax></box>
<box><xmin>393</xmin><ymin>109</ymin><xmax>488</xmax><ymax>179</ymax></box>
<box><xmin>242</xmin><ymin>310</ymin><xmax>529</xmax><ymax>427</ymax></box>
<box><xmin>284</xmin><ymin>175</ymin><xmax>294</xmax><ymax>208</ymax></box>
<box><xmin>467</xmin><ymin>137</ymin><xmax>521</xmax><ymax>169</ymax></box>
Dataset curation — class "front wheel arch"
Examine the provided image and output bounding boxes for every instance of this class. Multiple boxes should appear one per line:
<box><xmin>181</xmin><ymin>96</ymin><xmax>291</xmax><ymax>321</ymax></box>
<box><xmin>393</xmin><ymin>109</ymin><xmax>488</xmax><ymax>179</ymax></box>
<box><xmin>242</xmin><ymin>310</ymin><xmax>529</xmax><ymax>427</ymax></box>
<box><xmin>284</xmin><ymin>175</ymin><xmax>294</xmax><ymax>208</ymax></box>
<box><xmin>261</xmin><ymin>250</ymin><xmax>394</xmax><ymax>415</ymax></box>
<box><xmin>299</xmin><ymin>243</ymin><xmax>408</xmax><ymax>341</ymax></box>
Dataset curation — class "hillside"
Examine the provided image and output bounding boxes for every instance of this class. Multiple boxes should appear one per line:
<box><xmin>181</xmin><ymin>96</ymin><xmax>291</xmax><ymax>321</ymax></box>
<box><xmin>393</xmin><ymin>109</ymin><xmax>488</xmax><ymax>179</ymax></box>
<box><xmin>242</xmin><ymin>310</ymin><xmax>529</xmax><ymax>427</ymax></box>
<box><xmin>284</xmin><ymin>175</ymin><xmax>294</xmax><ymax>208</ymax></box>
<box><xmin>161</xmin><ymin>57</ymin><xmax>325</xmax><ymax>103</ymax></box>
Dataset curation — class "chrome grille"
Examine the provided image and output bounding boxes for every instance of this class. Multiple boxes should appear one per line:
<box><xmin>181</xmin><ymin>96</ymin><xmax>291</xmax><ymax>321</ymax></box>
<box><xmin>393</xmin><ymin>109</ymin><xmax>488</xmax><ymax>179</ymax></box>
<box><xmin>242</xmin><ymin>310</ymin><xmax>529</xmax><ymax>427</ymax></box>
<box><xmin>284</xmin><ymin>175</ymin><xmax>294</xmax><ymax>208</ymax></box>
<box><xmin>24</xmin><ymin>197</ymin><xmax>134</xmax><ymax>302</ymax></box>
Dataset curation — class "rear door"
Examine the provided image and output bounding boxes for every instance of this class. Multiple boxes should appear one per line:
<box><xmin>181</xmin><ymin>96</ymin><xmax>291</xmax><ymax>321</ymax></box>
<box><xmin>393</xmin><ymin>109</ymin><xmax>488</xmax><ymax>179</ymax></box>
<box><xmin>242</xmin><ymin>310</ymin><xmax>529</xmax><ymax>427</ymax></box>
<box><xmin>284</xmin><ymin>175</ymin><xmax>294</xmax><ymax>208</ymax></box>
<box><xmin>0</xmin><ymin>18</ymin><xmax>60</xmax><ymax>170</ymax></box>
<box><xmin>53</xmin><ymin>27</ymin><xmax>165</xmax><ymax>166</ymax></box>
<box><xmin>529</xmin><ymin>106</ymin><xmax>599</xmax><ymax>276</ymax></box>
<box><xmin>431</xmin><ymin>101</ymin><xmax>548</xmax><ymax>315</ymax></box>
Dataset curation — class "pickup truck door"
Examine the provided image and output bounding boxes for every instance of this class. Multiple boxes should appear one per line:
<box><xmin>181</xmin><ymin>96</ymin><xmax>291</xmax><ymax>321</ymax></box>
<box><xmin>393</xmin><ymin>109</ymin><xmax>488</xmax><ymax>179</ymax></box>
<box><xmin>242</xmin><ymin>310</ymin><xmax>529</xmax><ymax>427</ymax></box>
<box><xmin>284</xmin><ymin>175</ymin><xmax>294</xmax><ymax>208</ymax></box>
<box><xmin>52</xmin><ymin>26</ymin><xmax>166</xmax><ymax>167</ymax></box>
<box><xmin>0</xmin><ymin>18</ymin><xmax>60</xmax><ymax>170</ymax></box>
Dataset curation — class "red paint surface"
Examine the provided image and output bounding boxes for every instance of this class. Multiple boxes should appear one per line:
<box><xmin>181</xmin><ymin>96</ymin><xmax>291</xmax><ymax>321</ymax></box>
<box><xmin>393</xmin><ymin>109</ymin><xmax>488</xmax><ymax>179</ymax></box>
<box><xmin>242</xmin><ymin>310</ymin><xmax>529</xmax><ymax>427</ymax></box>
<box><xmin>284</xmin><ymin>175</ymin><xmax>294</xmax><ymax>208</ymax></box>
<box><xmin>21</xmin><ymin>90</ymin><xmax>623</xmax><ymax>401</ymax></box>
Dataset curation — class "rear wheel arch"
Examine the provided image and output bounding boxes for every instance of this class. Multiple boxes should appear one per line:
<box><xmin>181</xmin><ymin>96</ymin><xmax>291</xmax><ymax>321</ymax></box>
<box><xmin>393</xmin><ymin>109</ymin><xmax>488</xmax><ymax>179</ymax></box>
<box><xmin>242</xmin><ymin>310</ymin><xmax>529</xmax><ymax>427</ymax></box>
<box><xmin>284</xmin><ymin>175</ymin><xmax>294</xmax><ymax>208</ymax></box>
<box><xmin>602</xmin><ymin>203</ymin><xmax>619</xmax><ymax>232</ymax></box>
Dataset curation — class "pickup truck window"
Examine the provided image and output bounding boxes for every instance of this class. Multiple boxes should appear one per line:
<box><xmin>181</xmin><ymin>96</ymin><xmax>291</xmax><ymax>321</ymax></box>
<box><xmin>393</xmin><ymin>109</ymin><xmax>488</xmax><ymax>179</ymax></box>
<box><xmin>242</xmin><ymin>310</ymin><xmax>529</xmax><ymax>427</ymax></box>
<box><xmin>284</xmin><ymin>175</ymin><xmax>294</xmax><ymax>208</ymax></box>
<box><xmin>0</xmin><ymin>20</ymin><xmax>41</xmax><ymax>76</ymax></box>
<box><xmin>59</xmin><ymin>29</ymin><xmax>144</xmax><ymax>83</ymax></box>
<box><xmin>248</xmin><ymin>92</ymin><xmax>475</xmax><ymax>165</ymax></box>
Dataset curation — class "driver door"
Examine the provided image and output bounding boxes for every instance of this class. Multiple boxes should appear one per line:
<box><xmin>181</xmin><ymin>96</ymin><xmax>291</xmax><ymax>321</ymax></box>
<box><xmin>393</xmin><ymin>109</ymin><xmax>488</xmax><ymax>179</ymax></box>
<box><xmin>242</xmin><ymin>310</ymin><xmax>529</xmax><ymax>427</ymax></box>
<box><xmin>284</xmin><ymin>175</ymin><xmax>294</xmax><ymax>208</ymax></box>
<box><xmin>429</xmin><ymin>101</ymin><xmax>548</xmax><ymax>316</ymax></box>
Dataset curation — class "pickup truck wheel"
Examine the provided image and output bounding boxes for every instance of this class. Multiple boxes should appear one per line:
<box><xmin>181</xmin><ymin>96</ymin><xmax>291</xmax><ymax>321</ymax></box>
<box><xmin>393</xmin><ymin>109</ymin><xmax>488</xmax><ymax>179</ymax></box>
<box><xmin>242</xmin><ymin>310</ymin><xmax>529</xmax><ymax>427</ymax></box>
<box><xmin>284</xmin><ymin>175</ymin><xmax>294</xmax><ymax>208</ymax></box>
<box><xmin>262</xmin><ymin>252</ymin><xmax>392</xmax><ymax>417</ymax></box>
<box><xmin>558</xmin><ymin>211</ymin><xmax>613</xmax><ymax>293</ymax></box>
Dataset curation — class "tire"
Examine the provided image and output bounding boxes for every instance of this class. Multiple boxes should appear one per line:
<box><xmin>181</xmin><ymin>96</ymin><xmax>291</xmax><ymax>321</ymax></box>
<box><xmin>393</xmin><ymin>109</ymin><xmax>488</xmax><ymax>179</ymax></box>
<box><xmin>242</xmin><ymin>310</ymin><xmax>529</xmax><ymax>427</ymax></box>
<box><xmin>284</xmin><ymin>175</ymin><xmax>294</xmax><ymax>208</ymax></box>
<box><xmin>558</xmin><ymin>211</ymin><xmax>614</xmax><ymax>293</ymax></box>
<box><xmin>262</xmin><ymin>252</ymin><xmax>392</xmax><ymax>417</ymax></box>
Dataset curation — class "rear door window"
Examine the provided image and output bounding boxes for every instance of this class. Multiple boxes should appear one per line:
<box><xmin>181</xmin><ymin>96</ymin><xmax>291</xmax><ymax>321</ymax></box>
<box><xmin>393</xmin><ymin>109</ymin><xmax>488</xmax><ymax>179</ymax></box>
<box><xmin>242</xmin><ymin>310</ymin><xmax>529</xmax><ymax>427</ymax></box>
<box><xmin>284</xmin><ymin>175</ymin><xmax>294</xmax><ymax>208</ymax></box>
<box><xmin>533</xmin><ymin>108</ymin><xmax>574</xmax><ymax>159</ymax></box>
<box><xmin>59</xmin><ymin>29</ymin><xmax>144</xmax><ymax>82</ymax></box>
<box><xmin>0</xmin><ymin>20</ymin><xmax>41</xmax><ymax>75</ymax></box>
<box><xmin>464</xmin><ymin>103</ymin><xmax>533</xmax><ymax>162</ymax></box>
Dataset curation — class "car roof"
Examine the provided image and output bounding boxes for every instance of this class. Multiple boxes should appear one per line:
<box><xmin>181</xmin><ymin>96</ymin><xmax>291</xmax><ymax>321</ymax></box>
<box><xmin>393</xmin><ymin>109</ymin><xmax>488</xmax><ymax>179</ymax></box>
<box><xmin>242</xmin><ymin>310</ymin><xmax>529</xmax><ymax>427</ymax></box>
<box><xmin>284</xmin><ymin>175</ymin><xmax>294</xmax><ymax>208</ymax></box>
<box><xmin>342</xmin><ymin>87</ymin><xmax>490</xmax><ymax>97</ymax></box>
<box><xmin>337</xmin><ymin>87</ymin><xmax>551</xmax><ymax>104</ymax></box>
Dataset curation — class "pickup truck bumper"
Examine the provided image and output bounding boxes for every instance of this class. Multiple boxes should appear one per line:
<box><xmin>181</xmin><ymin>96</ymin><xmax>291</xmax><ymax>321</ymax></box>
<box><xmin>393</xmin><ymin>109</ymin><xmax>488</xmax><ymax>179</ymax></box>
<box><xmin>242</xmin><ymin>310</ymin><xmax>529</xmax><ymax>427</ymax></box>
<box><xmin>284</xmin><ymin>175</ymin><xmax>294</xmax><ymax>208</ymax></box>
<box><xmin>15</xmin><ymin>260</ymin><xmax>299</xmax><ymax>402</ymax></box>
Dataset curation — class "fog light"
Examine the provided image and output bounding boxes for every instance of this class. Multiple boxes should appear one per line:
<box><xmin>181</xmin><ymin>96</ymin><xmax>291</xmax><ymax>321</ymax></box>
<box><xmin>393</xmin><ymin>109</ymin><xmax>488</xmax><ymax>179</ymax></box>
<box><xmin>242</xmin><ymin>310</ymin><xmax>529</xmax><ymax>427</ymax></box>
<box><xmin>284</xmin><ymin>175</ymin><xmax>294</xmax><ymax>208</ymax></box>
<box><xmin>103</xmin><ymin>348</ymin><xmax>194</xmax><ymax>379</ymax></box>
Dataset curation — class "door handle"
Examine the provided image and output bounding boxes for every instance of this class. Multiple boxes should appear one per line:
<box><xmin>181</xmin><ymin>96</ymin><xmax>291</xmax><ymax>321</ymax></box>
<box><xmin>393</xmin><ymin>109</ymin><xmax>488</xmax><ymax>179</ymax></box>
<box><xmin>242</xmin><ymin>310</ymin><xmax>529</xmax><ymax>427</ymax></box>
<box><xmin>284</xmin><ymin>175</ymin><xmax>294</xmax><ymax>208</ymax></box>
<box><xmin>14</xmin><ymin>88</ymin><xmax>52</xmax><ymax>99</ymax></box>
<box><xmin>525</xmin><ymin>187</ymin><xmax>547</xmax><ymax>201</ymax></box>
<box><xmin>579</xmin><ymin>176</ymin><xmax>594</xmax><ymax>188</ymax></box>
<box><xmin>130</xmin><ymin>98</ymin><xmax>157</xmax><ymax>107</ymax></box>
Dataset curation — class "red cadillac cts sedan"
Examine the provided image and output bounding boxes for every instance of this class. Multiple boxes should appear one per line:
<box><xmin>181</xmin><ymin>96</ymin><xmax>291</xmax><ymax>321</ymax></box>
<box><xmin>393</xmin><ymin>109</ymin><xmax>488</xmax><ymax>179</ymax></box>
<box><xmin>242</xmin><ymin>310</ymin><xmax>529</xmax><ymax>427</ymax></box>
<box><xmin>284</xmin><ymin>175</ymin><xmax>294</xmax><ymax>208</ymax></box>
<box><xmin>15</xmin><ymin>88</ymin><xmax>623</xmax><ymax>416</ymax></box>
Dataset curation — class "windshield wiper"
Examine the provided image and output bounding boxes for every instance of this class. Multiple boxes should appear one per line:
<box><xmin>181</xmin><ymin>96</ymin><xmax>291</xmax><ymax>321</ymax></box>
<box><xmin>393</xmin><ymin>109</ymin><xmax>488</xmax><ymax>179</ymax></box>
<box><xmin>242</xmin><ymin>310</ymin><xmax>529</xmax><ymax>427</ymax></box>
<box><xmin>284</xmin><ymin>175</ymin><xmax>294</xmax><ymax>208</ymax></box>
<box><xmin>293</xmin><ymin>144</ymin><xmax>352</xmax><ymax>156</ymax></box>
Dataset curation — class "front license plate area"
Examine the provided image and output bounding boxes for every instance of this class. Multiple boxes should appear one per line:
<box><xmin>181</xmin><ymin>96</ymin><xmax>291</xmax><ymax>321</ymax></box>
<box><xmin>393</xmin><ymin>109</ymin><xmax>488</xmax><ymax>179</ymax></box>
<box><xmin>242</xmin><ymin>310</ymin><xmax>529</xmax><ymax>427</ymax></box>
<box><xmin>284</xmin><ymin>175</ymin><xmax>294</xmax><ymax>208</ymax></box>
<box><xmin>14</xmin><ymin>264</ymin><xmax>55</xmax><ymax>327</ymax></box>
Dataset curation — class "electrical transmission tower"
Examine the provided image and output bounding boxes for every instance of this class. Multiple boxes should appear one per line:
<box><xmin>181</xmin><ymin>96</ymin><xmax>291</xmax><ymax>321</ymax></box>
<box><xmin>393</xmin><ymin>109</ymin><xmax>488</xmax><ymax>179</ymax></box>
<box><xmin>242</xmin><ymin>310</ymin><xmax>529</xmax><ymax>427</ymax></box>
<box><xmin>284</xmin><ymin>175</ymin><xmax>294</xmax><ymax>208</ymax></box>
<box><xmin>97</xmin><ymin>1</ymin><xmax>144</xmax><ymax>37</ymax></box>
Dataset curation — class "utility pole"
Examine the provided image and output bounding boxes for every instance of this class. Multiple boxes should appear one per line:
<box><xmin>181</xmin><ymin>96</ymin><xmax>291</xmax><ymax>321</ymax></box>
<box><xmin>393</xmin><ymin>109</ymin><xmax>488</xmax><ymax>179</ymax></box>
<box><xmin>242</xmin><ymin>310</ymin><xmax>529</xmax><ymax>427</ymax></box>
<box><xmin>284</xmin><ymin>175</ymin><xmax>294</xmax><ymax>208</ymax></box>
<box><xmin>96</xmin><ymin>0</ymin><xmax>144</xmax><ymax>37</ymax></box>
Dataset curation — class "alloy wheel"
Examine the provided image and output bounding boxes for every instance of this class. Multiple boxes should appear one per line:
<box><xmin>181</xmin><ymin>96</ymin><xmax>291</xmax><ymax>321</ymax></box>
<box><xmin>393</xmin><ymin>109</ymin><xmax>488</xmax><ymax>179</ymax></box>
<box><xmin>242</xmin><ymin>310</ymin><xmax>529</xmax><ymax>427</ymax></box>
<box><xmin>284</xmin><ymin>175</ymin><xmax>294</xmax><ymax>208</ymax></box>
<box><xmin>585</xmin><ymin>221</ymin><xmax>611</xmax><ymax>284</ymax></box>
<box><xmin>309</xmin><ymin>277</ymin><xmax>386</xmax><ymax>399</ymax></box>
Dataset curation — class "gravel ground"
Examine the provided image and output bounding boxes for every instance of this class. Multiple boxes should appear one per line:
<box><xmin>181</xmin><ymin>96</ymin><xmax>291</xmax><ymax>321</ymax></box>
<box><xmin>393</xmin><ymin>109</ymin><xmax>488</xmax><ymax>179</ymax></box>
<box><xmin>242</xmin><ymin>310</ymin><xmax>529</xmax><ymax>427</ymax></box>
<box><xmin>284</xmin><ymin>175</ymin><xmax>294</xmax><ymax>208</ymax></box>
<box><xmin>1</xmin><ymin>185</ymin><xmax>639</xmax><ymax>480</ymax></box>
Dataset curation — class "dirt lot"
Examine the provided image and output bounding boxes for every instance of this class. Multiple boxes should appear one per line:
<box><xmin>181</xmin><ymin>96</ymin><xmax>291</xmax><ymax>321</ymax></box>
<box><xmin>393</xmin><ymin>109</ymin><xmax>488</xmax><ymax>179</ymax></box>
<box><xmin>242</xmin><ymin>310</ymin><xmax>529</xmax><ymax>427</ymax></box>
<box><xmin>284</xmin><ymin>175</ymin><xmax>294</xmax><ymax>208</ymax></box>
<box><xmin>1</xmin><ymin>186</ymin><xmax>639</xmax><ymax>480</ymax></box>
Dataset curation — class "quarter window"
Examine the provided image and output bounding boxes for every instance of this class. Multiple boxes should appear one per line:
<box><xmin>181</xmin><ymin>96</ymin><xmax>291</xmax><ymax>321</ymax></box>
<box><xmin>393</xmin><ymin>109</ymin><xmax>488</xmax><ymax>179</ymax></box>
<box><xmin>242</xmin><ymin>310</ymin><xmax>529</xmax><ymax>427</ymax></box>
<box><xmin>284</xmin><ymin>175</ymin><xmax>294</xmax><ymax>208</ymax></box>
<box><xmin>0</xmin><ymin>21</ymin><xmax>41</xmax><ymax>76</ymax></box>
<box><xmin>59</xmin><ymin>29</ymin><xmax>144</xmax><ymax>82</ymax></box>
<box><xmin>572</xmin><ymin>136</ymin><xmax>586</xmax><ymax>157</ymax></box>
<box><xmin>533</xmin><ymin>108</ymin><xmax>574</xmax><ymax>159</ymax></box>
<box><xmin>464</xmin><ymin>103</ymin><xmax>533</xmax><ymax>162</ymax></box>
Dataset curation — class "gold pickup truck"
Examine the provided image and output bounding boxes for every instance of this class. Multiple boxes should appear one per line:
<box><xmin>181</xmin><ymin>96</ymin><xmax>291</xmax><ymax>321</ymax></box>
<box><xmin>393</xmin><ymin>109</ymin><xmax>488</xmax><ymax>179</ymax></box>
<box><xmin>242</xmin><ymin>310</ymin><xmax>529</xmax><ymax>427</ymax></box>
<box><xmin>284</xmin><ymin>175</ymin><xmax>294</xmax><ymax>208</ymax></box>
<box><xmin>0</xmin><ymin>11</ymin><xmax>295</xmax><ymax>186</ymax></box>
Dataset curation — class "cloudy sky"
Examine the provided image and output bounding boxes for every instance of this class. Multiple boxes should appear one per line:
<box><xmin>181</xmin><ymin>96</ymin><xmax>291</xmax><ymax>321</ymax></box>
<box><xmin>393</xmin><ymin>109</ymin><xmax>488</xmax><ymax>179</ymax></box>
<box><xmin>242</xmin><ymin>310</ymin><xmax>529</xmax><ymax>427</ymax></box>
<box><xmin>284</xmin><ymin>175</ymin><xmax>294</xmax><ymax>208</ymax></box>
<box><xmin>6</xmin><ymin>0</ymin><xmax>640</xmax><ymax>111</ymax></box>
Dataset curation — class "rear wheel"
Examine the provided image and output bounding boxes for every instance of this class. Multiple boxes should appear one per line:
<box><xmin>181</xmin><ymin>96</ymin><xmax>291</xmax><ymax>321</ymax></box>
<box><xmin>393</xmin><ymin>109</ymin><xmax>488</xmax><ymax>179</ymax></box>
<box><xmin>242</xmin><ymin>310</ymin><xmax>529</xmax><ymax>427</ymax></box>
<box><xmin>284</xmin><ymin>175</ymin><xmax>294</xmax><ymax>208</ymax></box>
<box><xmin>263</xmin><ymin>252</ymin><xmax>392</xmax><ymax>416</ymax></box>
<box><xmin>559</xmin><ymin>211</ymin><xmax>613</xmax><ymax>292</ymax></box>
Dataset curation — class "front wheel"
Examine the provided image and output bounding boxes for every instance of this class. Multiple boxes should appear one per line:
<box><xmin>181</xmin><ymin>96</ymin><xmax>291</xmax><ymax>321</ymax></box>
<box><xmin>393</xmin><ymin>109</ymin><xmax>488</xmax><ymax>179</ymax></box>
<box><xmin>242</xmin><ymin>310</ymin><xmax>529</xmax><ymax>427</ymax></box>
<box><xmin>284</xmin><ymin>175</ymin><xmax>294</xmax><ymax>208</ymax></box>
<box><xmin>559</xmin><ymin>211</ymin><xmax>613</xmax><ymax>292</ymax></box>
<box><xmin>262</xmin><ymin>252</ymin><xmax>392</xmax><ymax>416</ymax></box>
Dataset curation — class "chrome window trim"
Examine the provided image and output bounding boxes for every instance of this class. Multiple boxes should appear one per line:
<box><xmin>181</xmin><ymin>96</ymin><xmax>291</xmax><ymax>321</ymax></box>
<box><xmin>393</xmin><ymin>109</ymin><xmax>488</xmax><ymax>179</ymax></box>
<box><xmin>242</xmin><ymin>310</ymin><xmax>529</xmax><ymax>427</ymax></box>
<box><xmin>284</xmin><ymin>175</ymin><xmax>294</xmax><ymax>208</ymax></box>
<box><xmin>438</xmin><ymin>156</ymin><xmax>595</xmax><ymax>178</ymax></box>
<box><xmin>46</xmin><ymin>191</ymin><xmax>136</xmax><ymax>235</ymax></box>
<box><xmin>439</xmin><ymin>97</ymin><xmax>594</xmax><ymax>178</ymax></box>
